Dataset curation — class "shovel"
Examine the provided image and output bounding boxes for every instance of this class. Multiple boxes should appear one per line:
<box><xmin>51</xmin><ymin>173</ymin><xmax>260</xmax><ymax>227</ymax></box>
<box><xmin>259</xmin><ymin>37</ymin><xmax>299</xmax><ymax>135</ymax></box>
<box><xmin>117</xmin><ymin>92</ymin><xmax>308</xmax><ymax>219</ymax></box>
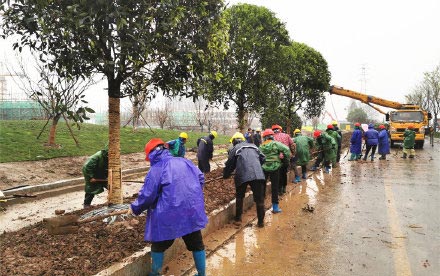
<box><xmin>44</xmin><ymin>209</ymin><xmax>128</xmax><ymax>235</ymax></box>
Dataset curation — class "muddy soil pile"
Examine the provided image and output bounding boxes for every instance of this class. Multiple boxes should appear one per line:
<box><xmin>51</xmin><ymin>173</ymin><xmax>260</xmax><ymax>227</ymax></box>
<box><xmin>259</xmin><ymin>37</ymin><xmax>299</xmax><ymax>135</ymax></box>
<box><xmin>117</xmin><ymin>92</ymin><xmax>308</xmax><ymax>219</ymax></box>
<box><xmin>0</xmin><ymin>168</ymin><xmax>235</xmax><ymax>276</ymax></box>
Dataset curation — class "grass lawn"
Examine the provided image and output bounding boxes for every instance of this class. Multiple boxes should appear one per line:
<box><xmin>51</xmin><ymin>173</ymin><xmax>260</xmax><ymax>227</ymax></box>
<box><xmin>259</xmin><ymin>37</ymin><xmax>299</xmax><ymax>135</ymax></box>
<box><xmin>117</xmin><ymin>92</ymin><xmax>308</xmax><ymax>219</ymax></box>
<box><xmin>0</xmin><ymin>120</ymin><xmax>230</xmax><ymax>162</ymax></box>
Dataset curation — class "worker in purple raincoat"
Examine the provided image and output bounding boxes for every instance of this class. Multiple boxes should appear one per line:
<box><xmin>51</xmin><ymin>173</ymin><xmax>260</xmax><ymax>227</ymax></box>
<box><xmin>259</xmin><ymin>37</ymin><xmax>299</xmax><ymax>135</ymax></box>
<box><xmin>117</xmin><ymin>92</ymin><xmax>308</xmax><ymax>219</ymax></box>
<box><xmin>129</xmin><ymin>138</ymin><xmax>208</xmax><ymax>276</ymax></box>
<box><xmin>349</xmin><ymin>123</ymin><xmax>363</xmax><ymax>161</ymax></box>
<box><xmin>378</xmin><ymin>124</ymin><xmax>390</xmax><ymax>160</ymax></box>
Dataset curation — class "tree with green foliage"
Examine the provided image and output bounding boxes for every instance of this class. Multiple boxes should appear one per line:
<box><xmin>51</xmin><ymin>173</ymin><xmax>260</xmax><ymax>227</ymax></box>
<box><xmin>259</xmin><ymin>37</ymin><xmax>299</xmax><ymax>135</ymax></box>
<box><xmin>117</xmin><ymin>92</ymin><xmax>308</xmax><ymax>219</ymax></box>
<box><xmin>406</xmin><ymin>64</ymin><xmax>440</xmax><ymax>132</ymax></box>
<box><xmin>260</xmin><ymin>96</ymin><xmax>302</xmax><ymax>133</ymax></box>
<box><xmin>272</xmin><ymin>41</ymin><xmax>330</xmax><ymax>133</ymax></box>
<box><xmin>347</xmin><ymin>107</ymin><xmax>368</xmax><ymax>124</ymax></box>
<box><xmin>209</xmin><ymin>3</ymin><xmax>290</xmax><ymax>131</ymax></box>
<box><xmin>1</xmin><ymin>0</ymin><xmax>224</xmax><ymax>204</ymax></box>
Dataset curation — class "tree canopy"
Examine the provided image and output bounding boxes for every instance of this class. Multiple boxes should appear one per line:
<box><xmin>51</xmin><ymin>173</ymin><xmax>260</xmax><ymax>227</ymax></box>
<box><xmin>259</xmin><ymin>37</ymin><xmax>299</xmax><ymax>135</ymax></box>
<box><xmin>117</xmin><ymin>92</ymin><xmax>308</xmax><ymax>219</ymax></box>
<box><xmin>1</xmin><ymin>0</ymin><xmax>225</xmax><ymax>203</ymax></box>
<box><xmin>269</xmin><ymin>41</ymin><xmax>330</xmax><ymax>133</ymax></box>
<box><xmin>346</xmin><ymin>107</ymin><xmax>368</xmax><ymax>124</ymax></box>
<box><xmin>208</xmin><ymin>3</ymin><xmax>290</xmax><ymax>131</ymax></box>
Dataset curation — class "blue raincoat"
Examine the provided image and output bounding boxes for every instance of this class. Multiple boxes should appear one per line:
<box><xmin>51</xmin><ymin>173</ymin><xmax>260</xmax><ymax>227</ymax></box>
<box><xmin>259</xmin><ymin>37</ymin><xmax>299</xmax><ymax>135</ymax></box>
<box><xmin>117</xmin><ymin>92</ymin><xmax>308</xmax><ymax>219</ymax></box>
<box><xmin>378</xmin><ymin>129</ymin><xmax>390</xmax><ymax>154</ymax></box>
<box><xmin>350</xmin><ymin>128</ymin><xmax>363</xmax><ymax>154</ymax></box>
<box><xmin>131</xmin><ymin>149</ymin><xmax>208</xmax><ymax>242</ymax></box>
<box><xmin>364</xmin><ymin>124</ymin><xmax>379</xmax><ymax>146</ymax></box>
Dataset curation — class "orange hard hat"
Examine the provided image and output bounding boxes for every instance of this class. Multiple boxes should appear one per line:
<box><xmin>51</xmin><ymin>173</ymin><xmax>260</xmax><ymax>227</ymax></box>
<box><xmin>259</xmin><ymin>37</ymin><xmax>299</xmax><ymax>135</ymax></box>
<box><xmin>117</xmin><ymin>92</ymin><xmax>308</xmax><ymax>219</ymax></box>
<box><xmin>408</xmin><ymin>125</ymin><xmax>414</xmax><ymax>129</ymax></box>
<box><xmin>271</xmin><ymin>124</ymin><xmax>282</xmax><ymax>131</ymax></box>
<box><xmin>327</xmin><ymin>124</ymin><xmax>334</xmax><ymax>129</ymax></box>
<box><xmin>262</xmin><ymin>128</ymin><xmax>275</xmax><ymax>137</ymax></box>
<box><xmin>144</xmin><ymin>138</ymin><xmax>165</xmax><ymax>161</ymax></box>
<box><xmin>313</xmin><ymin>130</ymin><xmax>322</xmax><ymax>138</ymax></box>
<box><xmin>355</xmin><ymin>122</ymin><xmax>361</xmax><ymax>127</ymax></box>
<box><xmin>379</xmin><ymin>125</ymin><xmax>385</xmax><ymax>129</ymax></box>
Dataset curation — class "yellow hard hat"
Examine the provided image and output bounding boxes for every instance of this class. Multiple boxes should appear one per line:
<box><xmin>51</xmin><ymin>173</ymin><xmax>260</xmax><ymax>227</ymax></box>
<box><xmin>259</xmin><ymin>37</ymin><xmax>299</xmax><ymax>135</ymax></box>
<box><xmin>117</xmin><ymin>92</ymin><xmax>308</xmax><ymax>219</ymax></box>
<box><xmin>256</xmin><ymin>127</ymin><xmax>261</xmax><ymax>132</ymax></box>
<box><xmin>179</xmin><ymin>132</ymin><xmax>188</xmax><ymax>139</ymax></box>
<box><xmin>294</xmin><ymin>129</ymin><xmax>301</xmax><ymax>134</ymax></box>
<box><xmin>210</xmin><ymin>130</ymin><xmax>218</xmax><ymax>138</ymax></box>
<box><xmin>229</xmin><ymin>132</ymin><xmax>245</xmax><ymax>143</ymax></box>
<box><xmin>331</xmin><ymin>120</ymin><xmax>338</xmax><ymax>126</ymax></box>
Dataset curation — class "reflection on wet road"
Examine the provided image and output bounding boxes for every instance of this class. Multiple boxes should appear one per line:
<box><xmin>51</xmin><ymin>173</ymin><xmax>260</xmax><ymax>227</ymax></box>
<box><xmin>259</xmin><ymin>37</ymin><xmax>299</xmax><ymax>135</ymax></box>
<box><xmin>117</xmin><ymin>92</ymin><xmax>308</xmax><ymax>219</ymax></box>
<box><xmin>201</xmin><ymin>141</ymin><xmax>440</xmax><ymax>276</ymax></box>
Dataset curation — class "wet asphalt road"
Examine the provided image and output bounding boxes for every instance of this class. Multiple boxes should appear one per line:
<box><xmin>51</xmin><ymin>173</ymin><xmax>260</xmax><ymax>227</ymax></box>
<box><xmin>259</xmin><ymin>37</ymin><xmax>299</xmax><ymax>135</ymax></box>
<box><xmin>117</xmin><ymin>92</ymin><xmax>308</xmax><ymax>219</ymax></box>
<box><xmin>197</xmin><ymin>140</ymin><xmax>440</xmax><ymax>276</ymax></box>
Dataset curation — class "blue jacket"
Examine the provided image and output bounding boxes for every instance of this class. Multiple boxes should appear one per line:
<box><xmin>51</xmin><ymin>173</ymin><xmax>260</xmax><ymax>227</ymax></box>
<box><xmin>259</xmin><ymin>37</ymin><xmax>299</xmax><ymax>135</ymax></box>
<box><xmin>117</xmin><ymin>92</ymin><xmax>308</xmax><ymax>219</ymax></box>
<box><xmin>378</xmin><ymin>129</ymin><xmax>390</xmax><ymax>154</ymax></box>
<box><xmin>131</xmin><ymin>149</ymin><xmax>208</xmax><ymax>242</ymax></box>
<box><xmin>350</xmin><ymin>128</ymin><xmax>363</xmax><ymax>154</ymax></box>
<box><xmin>167</xmin><ymin>137</ymin><xmax>186</xmax><ymax>157</ymax></box>
<box><xmin>364</xmin><ymin>125</ymin><xmax>379</xmax><ymax>146</ymax></box>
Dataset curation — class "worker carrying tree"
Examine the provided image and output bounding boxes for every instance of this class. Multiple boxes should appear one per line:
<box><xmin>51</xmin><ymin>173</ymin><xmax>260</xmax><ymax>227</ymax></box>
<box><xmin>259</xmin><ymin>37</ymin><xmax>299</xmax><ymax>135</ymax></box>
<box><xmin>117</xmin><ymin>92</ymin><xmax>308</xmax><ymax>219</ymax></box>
<box><xmin>166</xmin><ymin>132</ymin><xmax>188</xmax><ymax>157</ymax></box>
<box><xmin>128</xmin><ymin>138</ymin><xmax>208</xmax><ymax>276</ymax></box>
<box><xmin>259</xmin><ymin>128</ymin><xmax>291</xmax><ymax>213</ymax></box>
<box><xmin>223</xmin><ymin>132</ymin><xmax>266</xmax><ymax>228</ymax></box>
<box><xmin>196</xmin><ymin>130</ymin><xmax>217</xmax><ymax>173</ymax></box>
<box><xmin>82</xmin><ymin>145</ymin><xmax>108</xmax><ymax>208</ymax></box>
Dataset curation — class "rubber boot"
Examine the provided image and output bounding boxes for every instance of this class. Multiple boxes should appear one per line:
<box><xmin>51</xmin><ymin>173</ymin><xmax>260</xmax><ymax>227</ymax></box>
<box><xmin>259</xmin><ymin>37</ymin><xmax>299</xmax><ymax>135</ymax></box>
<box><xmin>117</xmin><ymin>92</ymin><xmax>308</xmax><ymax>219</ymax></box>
<box><xmin>401</xmin><ymin>153</ymin><xmax>407</xmax><ymax>159</ymax></box>
<box><xmin>256</xmin><ymin>203</ymin><xmax>265</xmax><ymax>228</ymax></box>
<box><xmin>370</xmin><ymin>154</ymin><xmax>375</xmax><ymax>161</ymax></box>
<box><xmin>272</xmin><ymin>203</ymin><xmax>282</xmax><ymax>213</ymax></box>
<box><xmin>192</xmin><ymin>250</ymin><xmax>206</xmax><ymax>276</ymax></box>
<box><xmin>409</xmin><ymin>155</ymin><xmax>414</xmax><ymax>158</ymax></box>
<box><xmin>149</xmin><ymin>252</ymin><xmax>164</xmax><ymax>276</ymax></box>
<box><xmin>302</xmin><ymin>172</ymin><xmax>307</xmax><ymax>179</ymax></box>
<box><xmin>295</xmin><ymin>175</ymin><xmax>301</xmax><ymax>182</ymax></box>
<box><xmin>324</xmin><ymin>167</ymin><xmax>330</xmax><ymax>174</ymax></box>
<box><xmin>234</xmin><ymin>198</ymin><xmax>243</xmax><ymax>225</ymax></box>
<box><xmin>379</xmin><ymin>154</ymin><xmax>386</xmax><ymax>160</ymax></box>
<box><xmin>310</xmin><ymin>166</ymin><xmax>318</xmax><ymax>171</ymax></box>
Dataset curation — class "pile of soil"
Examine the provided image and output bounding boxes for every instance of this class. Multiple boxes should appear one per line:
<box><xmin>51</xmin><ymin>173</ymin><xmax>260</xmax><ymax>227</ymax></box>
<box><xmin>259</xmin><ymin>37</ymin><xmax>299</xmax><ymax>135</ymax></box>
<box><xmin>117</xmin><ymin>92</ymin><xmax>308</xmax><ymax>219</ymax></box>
<box><xmin>0</xmin><ymin>168</ymin><xmax>236</xmax><ymax>276</ymax></box>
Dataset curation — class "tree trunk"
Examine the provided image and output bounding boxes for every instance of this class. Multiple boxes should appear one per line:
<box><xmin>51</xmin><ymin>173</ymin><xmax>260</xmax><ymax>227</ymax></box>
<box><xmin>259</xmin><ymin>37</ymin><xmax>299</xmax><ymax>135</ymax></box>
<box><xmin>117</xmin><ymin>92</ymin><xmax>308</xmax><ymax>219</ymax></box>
<box><xmin>237</xmin><ymin>108</ymin><xmax>245</xmax><ymax>132</ymax></box>
<box><xmin>48</xmin><ymin>114</ymin><xmax>61</xmax><ymax>145</ymax></box>
<box><xmin>108</xmin><ymin>90</ymin><xmax>123</xmax><ymax>205</ymax></box>
<box><xmin>132</xmin><ymin>103</ymin><xmax>139</xmax><ymax>131</ymax></box>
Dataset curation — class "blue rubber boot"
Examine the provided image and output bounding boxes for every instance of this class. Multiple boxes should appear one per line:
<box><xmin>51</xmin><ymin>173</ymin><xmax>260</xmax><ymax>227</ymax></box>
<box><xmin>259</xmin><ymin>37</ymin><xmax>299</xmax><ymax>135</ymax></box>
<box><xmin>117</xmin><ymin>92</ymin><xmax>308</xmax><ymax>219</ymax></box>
<box><xmin>192</xmin><ymin>250</ymin><xmax>206</xmax><ymax>276</ymax></box>
<box><xmin>149</xmin><ymin>252</ymin><xmax>164</xmax><ymax>276</ymax></box>
<box><xmin>302</xmin><ymin>172</ymin><xmax>307</xmax><ymax>179</ymax></box>
<box><xmin>324</xmin><ymin>167</ymin><xmax>330</xmax><ymax>174</ymax></box>
<box><xmin>272</xmin><ymin>203</ymin><xmax>282</xmax><ymax>213</ymax></box>
<box><xmin>295</xmin><ymin>175</ymin><xmax>301</xmax><ymax>183</ymax></box>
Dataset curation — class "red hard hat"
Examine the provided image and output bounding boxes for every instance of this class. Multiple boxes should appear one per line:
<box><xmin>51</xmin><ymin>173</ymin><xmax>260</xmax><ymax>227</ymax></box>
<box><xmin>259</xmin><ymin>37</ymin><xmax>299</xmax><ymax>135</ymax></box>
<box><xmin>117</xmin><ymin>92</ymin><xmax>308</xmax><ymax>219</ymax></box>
<box><xmin>262</xmin><ymin>128</ymin><xmax>275</xmax><ymax>137</ymax></box>
<box><xmin>271</xmin><ymin>124</ymin><xmax>282</xmax><ymax>131</ymax></box>
<box><xmin>327</xmin><ymin>124</ymin><xmax>334</xmax><ymax>129</ymax></box>
<box><xmin>313</xmin><ymin>130</ymin><xmax>322</xmax><ymax>138</ymax></box>
<box><xmin>355</xmin><ymin>122</ymin><xmax>361</xmax><ymax>127</ymax></box>
<box><xmin>408</xmin><ymin>125</ymin><xmax>414</xmax><ymax>129</ymax></box>
<box><xmin>379</xmin><ymin>125</ymin><xmax>385</xmax><ymax>129</ymax></box>
<box><xmin>144</xmin><ymin>138</ymin><xmax>165</xmax><ymax>161</ymax></box>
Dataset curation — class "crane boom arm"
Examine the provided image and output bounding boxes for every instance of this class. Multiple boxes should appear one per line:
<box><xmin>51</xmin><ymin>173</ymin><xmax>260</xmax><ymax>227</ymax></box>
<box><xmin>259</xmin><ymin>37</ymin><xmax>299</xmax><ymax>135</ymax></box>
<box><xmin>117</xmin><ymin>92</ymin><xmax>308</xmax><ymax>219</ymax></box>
<box><xmin>329</xmin><ymin>85</ymin><xmax>403</xmax><ymax>109</ymax></box>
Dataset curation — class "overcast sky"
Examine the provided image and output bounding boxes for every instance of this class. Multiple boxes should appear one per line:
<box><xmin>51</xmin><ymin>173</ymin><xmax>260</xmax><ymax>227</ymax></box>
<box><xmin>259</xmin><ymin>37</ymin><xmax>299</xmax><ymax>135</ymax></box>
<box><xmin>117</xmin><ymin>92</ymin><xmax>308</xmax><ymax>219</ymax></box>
<box><xmin>228</xmin><ymin>0</ymin><xmax>440</xmax><ymax>121</ymax></box>
<box><xmin>2</xmin><ymin>0</ymin><xmax>440</xmax><ymax>122</ymax></box>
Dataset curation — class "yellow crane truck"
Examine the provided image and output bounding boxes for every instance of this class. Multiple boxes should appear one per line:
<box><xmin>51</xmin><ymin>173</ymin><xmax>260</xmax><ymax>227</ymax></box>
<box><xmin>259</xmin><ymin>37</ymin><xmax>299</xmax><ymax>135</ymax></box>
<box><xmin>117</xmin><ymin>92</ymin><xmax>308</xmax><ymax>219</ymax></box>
<box><xmin>329</xmin><ymin>85</ymin><xmax>432</xmax><ymax>148</ymax></box>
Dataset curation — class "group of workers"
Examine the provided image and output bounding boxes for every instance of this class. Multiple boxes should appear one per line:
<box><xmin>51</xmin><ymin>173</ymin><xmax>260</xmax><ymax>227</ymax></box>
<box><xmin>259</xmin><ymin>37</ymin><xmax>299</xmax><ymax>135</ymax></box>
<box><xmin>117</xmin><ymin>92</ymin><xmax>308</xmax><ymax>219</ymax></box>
<box><xmin>80</xmin><ymin>121</ymin><xmax>418</xmax><ymax>276</ymax></box>
<box><xmin>348</xmin><ymin>123</ymin><xmax>417</xmax><ymax>161</ymax></box>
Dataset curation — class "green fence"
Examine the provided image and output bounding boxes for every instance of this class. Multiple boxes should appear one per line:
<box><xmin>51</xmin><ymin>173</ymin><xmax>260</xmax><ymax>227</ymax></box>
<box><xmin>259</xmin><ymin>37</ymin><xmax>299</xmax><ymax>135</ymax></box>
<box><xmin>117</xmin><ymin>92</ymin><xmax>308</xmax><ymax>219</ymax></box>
<box><xmin>0</xmin><ymin>101</ymin><xmax>46</xmax><ymax>120</ymax></box>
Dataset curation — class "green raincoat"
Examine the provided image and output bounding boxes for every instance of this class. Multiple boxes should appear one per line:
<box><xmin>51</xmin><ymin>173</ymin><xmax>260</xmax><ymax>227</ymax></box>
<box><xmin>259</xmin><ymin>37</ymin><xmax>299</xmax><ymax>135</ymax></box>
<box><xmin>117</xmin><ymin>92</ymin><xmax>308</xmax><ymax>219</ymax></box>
<box><xmin>403</xmin><ymin>129</ymin><xmax>416</xmax><ymax>149</ymax></box>
<box><xmin>294</xmin><ymin>134</ymin><xmax>314</xmax><ymax>166</ymax></box>
<box><xmin>259</xmin><ymin>140</ymin><xmax>291</xmax><ymax>172</ymax></box>
<box><xmin>315</xmin><ymin>132</ymin><xmax>336</xmax><ymax>162</ymax></box>
<box><xmin>82</xmin><ymin>149</ymin><xmax>108</xmax><ymax>194</ymax></box>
